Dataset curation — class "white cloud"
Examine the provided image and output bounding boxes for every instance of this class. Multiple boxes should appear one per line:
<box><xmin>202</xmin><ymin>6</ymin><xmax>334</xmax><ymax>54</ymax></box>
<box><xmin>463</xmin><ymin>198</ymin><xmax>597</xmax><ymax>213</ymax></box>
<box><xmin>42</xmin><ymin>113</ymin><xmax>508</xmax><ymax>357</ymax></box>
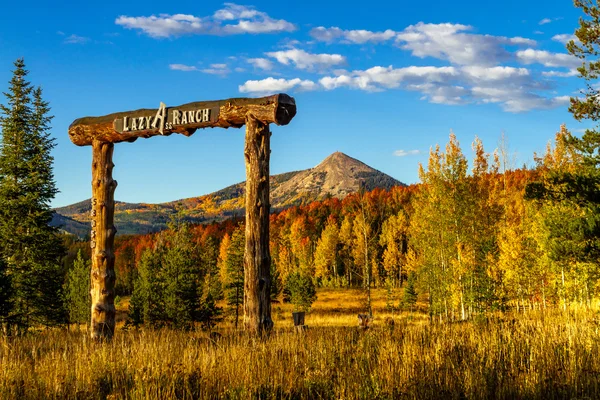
<box><xmin>315</xmin><ymin>64</ymin><xmax>569</xmax><ymax>112</ymax></box>
<box><xmin>471</xmin><ymin>86</ymin><xmax>569</xmax><ymax>112</ymax></box>
<box><xmin>393</xmin><ymin>149</ymin><xmax>421</xmax><ymax>157</ymax></box>
<box><xmin>320</xmin><ymin>65</ymin><xmax>459</xmax><ymax>91</ymax></box>
<box><xmin>552</xmin><ymin>33</ymin><xmax>578</xmax><ymax>44</ymax></box>
<box><xmin>395</xmin><ymin>22</ymin><xmax>535</xmax><ymax>66</ymax></box>
<box><xmin>462</xmin><ymin>66</ymin><xmax>530</xmax><ymax>81</ymax></box>
<box><xmin>539</xmin><ymin>18</ymin><xmax>552</xmax><ymax>25</ymax></box>
<box><xmin>214</xmin><ymin>3</ymin><xmax>260</xmax><ymax>20</ymax></box>
<box><xmin>516</xmin><ymin>48</ymin><xmax>580</xmax><ymax>69</ymax></box>
<box><xmin>266</xmin><ymin>49</ymin><xmax>345</xmax><ymax>70</ymax></box>
<box><xmin>116</xmin><ymin>3</ymin><xmax>295</xmax><ymax>38</ymax></box>
<box><xmin>542</xmin><ymin>69</ymin><xmax>578</xmax><ymax>77</ymax></box>
<box><xmin>169</xmin><ymin>64</ymin><xmax>199</xmax><ymax>71</ymax></box>
<box><xmin>64</xmin><ymin>34</ymin><xmax>90</xmax><ymax>44</ymax></box>
<box><xmin>201</xmin><ymin>64</ymin><xmax>230</xmax><ymax>75</ymax></box>
<box><xmin>116</xmin><ymin>14</ymin><xmax>205</xmax><ymax>38</ymax></box>
<box><xmin>310</xmin><ymin>26</ymin><xmax>397</xmax><ymax>44</ymax></box>
<box><xmin>239</xmin><ymin>77</ymin><xmax>317</xmax><ymax>94</ymax></box>
<box><xmin>247</xmin><ymin>57</ymin><xmax>274</xmax><ymax>71</ymax></box>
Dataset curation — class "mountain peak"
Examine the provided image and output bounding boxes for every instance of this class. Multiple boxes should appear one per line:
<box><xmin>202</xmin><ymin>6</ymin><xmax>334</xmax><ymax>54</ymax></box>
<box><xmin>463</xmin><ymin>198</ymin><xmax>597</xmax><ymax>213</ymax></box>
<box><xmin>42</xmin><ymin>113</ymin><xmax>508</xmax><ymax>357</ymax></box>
<box><xmin>317</xmin><ymin>151</ymin><xmax>366</xmax><ymax>169</ymax></box>
<box><xmin>270</xmin><ymin>152</ymin><xmax>404</xmax><ymax>206</ymax></box>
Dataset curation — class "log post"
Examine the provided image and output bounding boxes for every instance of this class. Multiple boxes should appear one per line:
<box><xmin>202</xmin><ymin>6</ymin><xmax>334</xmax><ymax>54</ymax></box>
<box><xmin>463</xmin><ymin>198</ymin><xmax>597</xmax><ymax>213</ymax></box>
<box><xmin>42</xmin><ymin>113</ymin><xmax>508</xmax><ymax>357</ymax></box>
<box><xmin>243</xmin><ymin>114</ymin><xmax>273</xmax><ymax>334</ymax></box>
<box><xmin>90</xmin><ymin>140</ymin><xmax>117</xmax><ymax>339</ymax></box>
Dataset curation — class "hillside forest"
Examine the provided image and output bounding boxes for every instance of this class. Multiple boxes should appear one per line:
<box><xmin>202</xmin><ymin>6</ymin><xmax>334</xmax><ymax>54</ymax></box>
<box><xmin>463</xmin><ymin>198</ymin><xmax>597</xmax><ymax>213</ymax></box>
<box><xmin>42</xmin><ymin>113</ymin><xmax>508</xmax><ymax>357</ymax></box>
<box><xmin>58</xmin><ymin>124</ymin><xmax>599</xmax><ymax>327</ymax></box>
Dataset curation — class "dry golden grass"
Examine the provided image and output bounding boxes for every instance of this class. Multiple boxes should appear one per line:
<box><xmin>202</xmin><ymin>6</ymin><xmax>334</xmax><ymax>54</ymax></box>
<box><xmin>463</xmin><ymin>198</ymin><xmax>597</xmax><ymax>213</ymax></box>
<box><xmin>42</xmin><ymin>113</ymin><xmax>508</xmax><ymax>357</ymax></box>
<box><xmin>2</xmin><ymin>289</ymin><xmax>600</xmax><ymax>399</ymax></box>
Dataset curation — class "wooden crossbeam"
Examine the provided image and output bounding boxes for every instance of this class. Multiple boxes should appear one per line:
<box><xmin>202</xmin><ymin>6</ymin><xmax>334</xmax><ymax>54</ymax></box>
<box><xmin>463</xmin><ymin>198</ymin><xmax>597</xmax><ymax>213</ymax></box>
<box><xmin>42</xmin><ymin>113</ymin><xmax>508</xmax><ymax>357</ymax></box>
<box><xmin>69</xmin><ymin>93</ymin><xmax>297</xmax><ymax>146</ymax></box>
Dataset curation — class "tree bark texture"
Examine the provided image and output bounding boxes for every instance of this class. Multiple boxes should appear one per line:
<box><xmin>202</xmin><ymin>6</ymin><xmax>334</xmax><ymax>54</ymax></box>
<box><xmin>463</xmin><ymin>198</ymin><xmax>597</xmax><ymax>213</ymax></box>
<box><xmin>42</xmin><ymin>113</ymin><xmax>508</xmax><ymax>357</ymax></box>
<box><xmin>69</xmin><ymin>94</ymin><xmax>296</xmax><ymax>146</ymax></box>
<box><xmin>243</xmin><ymin>115</ymin><xmax>273</xmax><ymax>334</ymax></box>
<box><xmin>90</xmin><ymin>140</ymin><xmax>117</xmax><ymax>339</ymax></box>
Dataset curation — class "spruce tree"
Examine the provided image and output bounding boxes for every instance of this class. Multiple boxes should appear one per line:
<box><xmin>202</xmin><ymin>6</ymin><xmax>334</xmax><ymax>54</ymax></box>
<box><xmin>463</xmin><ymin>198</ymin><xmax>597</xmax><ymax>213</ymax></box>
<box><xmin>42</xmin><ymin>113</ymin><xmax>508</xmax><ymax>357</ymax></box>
<box><xmin>285</xmin><ymin>271</ymin><xmax>317</xmax><ymax>313</ymax></box>
<box><xmin>523</xmin><ymin>3</ymin><xmax>600</xmax><ymax>303</ymax></box>
<box><xmin>0</xmin><ymin>59</ymin><xmax>66</xmax><ymax>330</ymax></box>
<box><xmin>402</xmin><ymin>272</ymin><xmax>418</xmax><ymax>312</ymax></box>
<box><xmin>64</xmin><ymin>250</ymin><xmax>91</xmax><ymax>327</ymax></box>
<box><xmin>162</xmin><ymin>221</ymin><xmax>202</xmax><ymax>330</ymax></box>
<box><xmin>128</xmin><ymin>247</ymin><xmax>166</xmax><ymax>327</ymax></box>
<box><xmin>224</xmin><ymin>227</ymin><xmax>245</xmax><ymax>328</ymax></box>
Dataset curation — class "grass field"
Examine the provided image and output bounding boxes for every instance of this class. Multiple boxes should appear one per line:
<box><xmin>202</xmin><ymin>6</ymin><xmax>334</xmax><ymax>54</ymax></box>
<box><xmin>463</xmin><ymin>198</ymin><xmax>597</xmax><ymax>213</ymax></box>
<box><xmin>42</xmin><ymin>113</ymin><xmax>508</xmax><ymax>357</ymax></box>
<box><xmin>2</xmin><ymin>289</ymin><xmax>600</xmax><ymax>399</ymax></box>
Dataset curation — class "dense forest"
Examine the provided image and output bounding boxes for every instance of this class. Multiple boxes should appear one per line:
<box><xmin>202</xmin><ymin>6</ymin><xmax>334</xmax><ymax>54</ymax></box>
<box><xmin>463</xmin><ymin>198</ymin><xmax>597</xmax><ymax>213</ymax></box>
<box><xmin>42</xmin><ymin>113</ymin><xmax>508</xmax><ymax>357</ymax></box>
<box><xmin>60</xmin><ymin>125</ymin><xmax>598</xmax><ymax>325</ymax></box>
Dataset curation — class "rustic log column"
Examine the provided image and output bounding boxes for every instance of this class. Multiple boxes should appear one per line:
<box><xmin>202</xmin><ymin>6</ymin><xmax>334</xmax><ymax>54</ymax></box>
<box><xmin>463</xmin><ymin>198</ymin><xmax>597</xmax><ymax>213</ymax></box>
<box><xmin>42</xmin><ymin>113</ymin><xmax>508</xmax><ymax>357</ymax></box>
<box><xmin>90</xmin><ymin>140</ymin><xmax>117</xmax><ymax>340</ymax></box>
<box><xmin>243</xmin><ymin>114</ymin><xmax>273</xmax><ymax>334</ymax></box>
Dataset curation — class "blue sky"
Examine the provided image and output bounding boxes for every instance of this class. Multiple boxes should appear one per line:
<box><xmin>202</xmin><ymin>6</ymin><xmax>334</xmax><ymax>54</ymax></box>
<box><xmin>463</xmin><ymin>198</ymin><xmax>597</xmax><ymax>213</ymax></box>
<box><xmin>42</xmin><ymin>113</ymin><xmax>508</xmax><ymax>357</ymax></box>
<box><xmin>0</xmin><ymin>0</ymin><xmax>591</xmax><ymax>207</ymax></box>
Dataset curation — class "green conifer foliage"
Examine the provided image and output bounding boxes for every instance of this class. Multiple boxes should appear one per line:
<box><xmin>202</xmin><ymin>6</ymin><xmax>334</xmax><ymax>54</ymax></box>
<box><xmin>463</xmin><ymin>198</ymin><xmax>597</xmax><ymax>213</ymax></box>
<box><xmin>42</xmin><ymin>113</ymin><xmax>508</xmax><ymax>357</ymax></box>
<box><xmin>128</xmin><ymin>220</ymin><xmax>221</xmax><ymax>329</ymax></box>
<box><xmin>402</xmin><ymin>273</ymin><xmax>418</xmax><ymax>312</ymax></box>
<box><xmin>64</xmin><ymin>250</ymin><xmax>91</xmax><ymax>326</ymax></box>
<box><xmin>224</xmin><ymin>227</ymin><xmax>245</xmax><ymax>328</ymax></box>
<box><xmin>0</xmin><ymin>59</ymin><xmax>66</xmax><ymax>330</ymax></box>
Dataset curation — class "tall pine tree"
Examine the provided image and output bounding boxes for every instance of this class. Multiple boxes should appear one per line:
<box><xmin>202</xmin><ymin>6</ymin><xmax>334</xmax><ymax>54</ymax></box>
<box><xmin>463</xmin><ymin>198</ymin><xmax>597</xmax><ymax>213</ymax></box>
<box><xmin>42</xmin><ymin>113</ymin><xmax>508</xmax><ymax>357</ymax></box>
<box><xmin>0</xmin><ymin>59</ymin><xmax>66</xmax><ymax>331</ymax></box>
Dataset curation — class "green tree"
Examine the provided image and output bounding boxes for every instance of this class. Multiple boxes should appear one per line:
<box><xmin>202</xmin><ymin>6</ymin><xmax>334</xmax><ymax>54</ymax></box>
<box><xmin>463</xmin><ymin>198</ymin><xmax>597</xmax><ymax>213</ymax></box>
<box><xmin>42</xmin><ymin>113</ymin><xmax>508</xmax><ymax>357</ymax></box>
<box><xmin>129</xmin><ymin>218</ymin><xmax>221</xmax><ymax>330</ymax></box>
<box><xmin>526</xmin><ymin>126</ymin><xmax>600</xmax><ymax>309</ymax></box>
<box><xmin>223</xmin><ymin>227</ymin><xmax>245</xmax><ymax>328</ymax></box>
<box><xmin>201</xmin><ymin>237</ymin><xmax>222</xmax><ymax>302</ymax></box>
<box><xmin>162</xmin><ymin>221</ymin><xmax>203</xmax><ymax>330</ymax></box>
<box><xmin>285</xmin><ymin>271</ymin><xmax>317</xmax><ymax>312</ymax></box>
<box><xmin>402</xmin><ymin>272</ymin><xmax>418</xmax><ymax>312</ymax></box>
<box><xmin>0</xmin><ymin>59</ymin><xmax>66</xmax><ymax>331</ymax></box>
<box><xmin>64</xmin><ymin>250</ymin><xmax>91</xmax><ymax>327</ymax></box>
<box><xmin>128</xmin><ymin>248</ymin><xmax>165</xmax><ymax>327</ymax></box>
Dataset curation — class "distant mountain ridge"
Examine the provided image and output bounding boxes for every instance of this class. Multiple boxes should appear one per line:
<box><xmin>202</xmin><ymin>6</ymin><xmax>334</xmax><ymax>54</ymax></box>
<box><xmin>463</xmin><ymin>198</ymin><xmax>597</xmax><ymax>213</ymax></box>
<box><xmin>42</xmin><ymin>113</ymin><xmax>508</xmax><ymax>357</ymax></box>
<box><xmin>52</xmin><ymin>152</ymin><xmax>404</xmax><ymax>237</ymax></box>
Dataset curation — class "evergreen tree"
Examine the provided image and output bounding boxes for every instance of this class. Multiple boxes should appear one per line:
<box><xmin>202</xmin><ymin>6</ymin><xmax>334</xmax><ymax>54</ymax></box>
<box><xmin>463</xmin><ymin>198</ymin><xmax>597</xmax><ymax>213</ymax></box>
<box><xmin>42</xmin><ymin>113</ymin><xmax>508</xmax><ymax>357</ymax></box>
<box><xmin>64</xmin><ymin>250</ymin><xmax>90</xmax><ymax>327</ymax></box>
<box><xmin>162</xmin><ymin>221</ymin><xmax>202</xmax><ymax>330</ymax></box>
<box><xmin>402</xmin><ymin>272</ymin><xmax>418</xmax><ymax>312</ymax></box>
<box><xmin>0</xmin><ymin>59</ymin><xmax>66</xmax><ymax>330</ymax></box>
<box><xmin>526</xmin><ymin>126</ymin><xmax>600</xmax><ymax>308</ymax></box>
<box><xmin>128</xmin><ymin>221</ymin><xmax>220</xmax><ymax>329</ymax></box>
<box><xmin>128</xmin><ymin>247</ymin><xmax>166</xmax><ymax>327</ymax></box>
<box><xmin>285</xmin><ymin>271</ymin><xmax>317</xmax><ymax>312</ymax></box>
<box><xmin>201</xmin><ymin>237</ymin><xmax>222</xmax><ymax>301</ymax></box>
<box><xmin>224</xmin><ymin>227</ymin><xmax>245</xmax><ymax>328</ymax></box>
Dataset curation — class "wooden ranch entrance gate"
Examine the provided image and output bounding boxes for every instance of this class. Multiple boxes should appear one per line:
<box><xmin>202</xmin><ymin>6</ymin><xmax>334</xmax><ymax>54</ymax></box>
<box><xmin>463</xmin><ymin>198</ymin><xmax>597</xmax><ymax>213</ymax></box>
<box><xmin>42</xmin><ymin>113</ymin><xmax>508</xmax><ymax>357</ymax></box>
<box><xmin>68</xmin><ymin>94</ymin><xmax>297</xmax><ymax>339</ymax></box>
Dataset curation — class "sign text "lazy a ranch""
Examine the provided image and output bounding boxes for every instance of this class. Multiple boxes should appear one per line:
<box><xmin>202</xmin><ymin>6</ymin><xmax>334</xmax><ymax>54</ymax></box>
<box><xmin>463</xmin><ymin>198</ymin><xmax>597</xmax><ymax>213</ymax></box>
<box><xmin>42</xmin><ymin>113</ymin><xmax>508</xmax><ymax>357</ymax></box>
<box><xmin>113</xmin><ymin>102</ymin><xmax>219</xmax><ymax>135</ymax></box>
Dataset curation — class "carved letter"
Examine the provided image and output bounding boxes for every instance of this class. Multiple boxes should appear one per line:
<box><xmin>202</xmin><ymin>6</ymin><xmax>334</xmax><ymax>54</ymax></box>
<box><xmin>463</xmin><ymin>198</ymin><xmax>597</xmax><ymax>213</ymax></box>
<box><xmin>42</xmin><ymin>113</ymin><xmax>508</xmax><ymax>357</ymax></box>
<box><xmin>145</xmin><ymin>116</ymin><xmax>152</xmax><ymax>129</ymax></box>
<box><xmin>188</xmin><ymin>110</ymin><xmax>195</xmax><ymax>123</ymax></box>
<box><xmin>122</xmin><ymin>117</ymin><xmax>129</xmax><ymax>132</ymax></box>
<box><xmin>152</xmin><ymin>102</ymin><xmax>167</xmax><ymax>135</ymax></box>
<box><xmin>202</xmin><ymin>108</ymin><xmax>210</xmax><ymax>122</ymax></box>
<box><xmin>138</xmin><ymin>117</ymin><xmax>145</xmax><ymax>130</ymax></box>
<box><xmin>181</xmin><ymin>111</ymin><xmax>188</xmax><ymax>124</ymax></box>
<box><xmin>173</xmin><ymin>109</ymin><xmax>181</xmax><ymax>125</ymax></box>
<box><xmin>131</xmin><ymin>117</ymin><xmax>137</xmax><ymax>131</ymax></box>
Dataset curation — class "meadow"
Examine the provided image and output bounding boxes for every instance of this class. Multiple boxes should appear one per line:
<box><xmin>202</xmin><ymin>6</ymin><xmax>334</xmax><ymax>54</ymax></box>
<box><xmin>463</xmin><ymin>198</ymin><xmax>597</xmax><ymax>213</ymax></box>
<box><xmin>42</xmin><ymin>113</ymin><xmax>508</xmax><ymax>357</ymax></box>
<box><xmin>2</xmin><ymin>289</ymin><xmax>600</xmax><ymax>399</ymax></box>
